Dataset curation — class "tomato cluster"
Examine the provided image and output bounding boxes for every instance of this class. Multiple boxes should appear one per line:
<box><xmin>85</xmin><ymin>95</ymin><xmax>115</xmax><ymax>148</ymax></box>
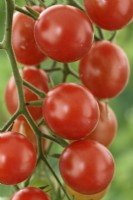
<box><xmin>0</xmin><ymin>1</ymin><xmax>132</xmax><ymax>200</ymax></box>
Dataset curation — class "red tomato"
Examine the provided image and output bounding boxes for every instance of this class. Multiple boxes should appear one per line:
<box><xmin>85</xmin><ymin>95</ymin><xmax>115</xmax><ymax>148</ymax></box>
<box><xmin>12</xmin><ymin>119</ymin><xmax>47</xmax><ymax>152</ymax></box>
<box><xmin>59</xmin><ymin>140</ymin><xmax>115</xmax><ymax>195</ymax></box>
<box><xmin>43</xmin><ymin>83</ymin><xmax>99</xmax><ymax>140</ymax></box>
<box><xmin>0</xmin><ymin>132</ymin><xmax>36</xmax><ymax>185</ymax></box>
<box><xmin>5</xmin><ymin>66</ymin><xmax>49</xmax><ymax>121</ymax></box>
<box><xmin>87</xmin><ymin>101</ymin><xmax>118</xmax><ymax>147</ymax></box>
<box><xmin>34</xmin><ymin>5</ymin><xmax>93</xmax><ymax>62</ymax></box>
<box><xmin>84</xmin><ymin>0</ymin><xmax>133</xmax><ymax>30</ymax></box>
<box><xmin>12</xmin><ymin>6</ymin><xmax>47</xmax><ymax>65</ymax></box>
<box><xmin>11</xmin><ymin>187</ymin><xmax>51</xmax><ymax>200</ymax></box>
<box><xmin>79</xmin><ymin>41</ymin><xmax>130</xmax><ymax>99</ymax></box>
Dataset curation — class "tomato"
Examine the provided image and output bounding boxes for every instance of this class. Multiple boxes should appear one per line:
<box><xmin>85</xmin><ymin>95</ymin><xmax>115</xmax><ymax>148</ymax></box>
<box><xmin>79</xmin><ymin>41</ymin><xmax>130</xmax><ymax>99</ymax></box>
<box><xmin>84</xmin><ymin>0</ymin><xmax>133</xmax><ymax>30</ymax></box>
<box><xmin>0</xmin><ymin>132</ymin><xmax>36</xmax><ymax>185</ymax></box>
<box><xmin>43</xmin><ymin>83</ymin><xmax>99</xmax><ymax>140</ymax></box>
<box><xmin>5</xmin><ymin>66</ymin><xmax>49</xmax><ymax>121</ymax></box>
<box><xmin>34</xmin><ymin>5</ymin><xmax>93</xmax><ymax>63</ymax></box>
<box><xmin>65</xmin><ymin>184</ymin><xmax>109</xmax><ymax>200</ymax></box>
<box><xmin>12</xmin><ymin>119</ymin><xmax>47</xmax><ymax>152</ymax></box>
<box><xmin>11</xmin><ymin>187</ymin><xmax>51</xmax><ymax>200</ymax></box>
<box><xmin>87</xmin><ymin>101</ymin><xmax>118</xmax><ymax>147</ymax></box>
<box><xmin>12</xmin><ymin>6</ymin><xmax>47</xmax><ymax>65</ymax></box>
<box><xmin>59</xmin><ymin>140</ymin><xmax>115</xmax><ymax>195</ymax></box>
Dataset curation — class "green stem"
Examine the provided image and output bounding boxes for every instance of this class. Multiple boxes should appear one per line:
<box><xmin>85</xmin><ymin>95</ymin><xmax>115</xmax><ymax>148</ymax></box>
<box><xmin>26</xmin><ymin>100</ymin><xmax>43</xmax><ymax>106</ymax></box>
<box><xmin>96</xmin><ymin>26</ymin><xmax>104</xmax><ymax>40</ymax></box>
<box><xmin>23</xmin><ymin>80</ymin><xmax>46</xmax><ymax>98</ymax></box>
<box><xmin>15</xmin><ymin>5</ymin><xmax>36</xmax><ymax>19</ymax></box>
<box><xmin>13</xmin><ymin>185</ymin><xmax>20</xmax><ymax>191</ymax></box>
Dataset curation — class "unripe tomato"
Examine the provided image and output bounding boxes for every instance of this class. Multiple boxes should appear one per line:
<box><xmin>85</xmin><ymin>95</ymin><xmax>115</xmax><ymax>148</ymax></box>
<box><xmin>59</xmin><ymin>140</ymin><xmax>115</xmax><ymax>195</ymax></box>
<box><xmin>0</xmin><ymin>132</ymin><xmax>36</xmax><ymax>185</ymax></box>
<box><xmin>65</xmin><ymin>184</ymin><xmax>109</xmax><ymax>200</ymax></box>
<box><xmin>5</xmin><ymin>66</ymin><xmax>49</xmax><ymax>121</ymax></box>
<box><xmin>79</xmin><ymin>41</ymin><xmax>130</xmax><ymax>99</ymax></box>
<box><xmin>87</xmin><ymin>101</ymin><xmax>118</xmax><ymax>147</ymax></box>
<box><xmin>11</xmin><ymin>187</ymin><xmax>51</xmax><ymax>200</ymax></box>
<box><xmin>12</xmin><ymin>119</ymin><xmax>47</xmax><ymax>152</ymax></box>
<box><xmin>12</xmin><ymin>6</ymin><xmax>47</xmax><ymax>65</ymax></box>
<box><xmin>84</xmin><ymin>0</ymin><xmax>133</xmax><ymax>30</ymax></box>
<box><xmin>43</xmin><ymin>83</ymin><xmax>99</xmax><ymax>140</ymax></box>
<box><xmin>34</xmin><ymin>5</ymin><xmax>93</xmax><ymax>62</ymax></box>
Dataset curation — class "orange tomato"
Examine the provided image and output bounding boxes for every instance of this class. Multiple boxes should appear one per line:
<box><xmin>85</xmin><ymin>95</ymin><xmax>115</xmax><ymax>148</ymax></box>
<box><xmin>65</xmin><ymin>185</ymin><xmax>109</xmax><ymax>200</ymax></box>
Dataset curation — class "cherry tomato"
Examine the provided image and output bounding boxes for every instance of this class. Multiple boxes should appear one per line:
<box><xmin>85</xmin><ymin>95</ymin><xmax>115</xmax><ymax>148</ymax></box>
<box><xmin>65</xmin><ymin>184</ymin><xmax>109</xmax><ymax>200</ymax></box>
<box><xmin>87</xmin><ymin>101</ymin><xmax>118</xmax><ymax>147</ymax></box>
<box><xmin>12</xmin><ymin>119</ymin><xmax>47</xmax><ymax>152</ymax></box>
<box><xmin>84</xmin><ymin>0</ymin><xmax>133</xmax><ymax>30</ymax></box>
<box><xmin>43</xmin><ymin>83</ymin><xmax>99</xmax><ymax>140</ymax></box>
<box><xmin>5</xmin><ymin>66</ymin><xmax>49</xmax><ymax>121</ymax></box>
<box><xmin>12</xmin><ymin>6</ymin><xmax>47</xmax><ymax>65</ymax></box>
<box><xmin>79</xmin><ymin>41</ymin><xmax>130</xmax><ymax>99</ymax></box>
<box><xmin>11</xmin><ymin>187</ymin><xmax>51</xmax><ymax>200</ymax></box>
<box><xmin>34</xmin><ymin>5</ymin><xmax>93</xmax><ymax>63</ymax></box>
<box><xmin>0</xmin><ymin>132</ymin><xmax>36</xmax><ymax>185</ymax></box>
<box><xmin>59</xmin><ymin>140</ymin><xmax>115</xmax><ymax>195</ymax></box>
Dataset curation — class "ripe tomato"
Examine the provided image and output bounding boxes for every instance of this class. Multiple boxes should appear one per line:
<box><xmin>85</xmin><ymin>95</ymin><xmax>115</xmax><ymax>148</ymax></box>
<box><xmin>0</xmin><ymin>132</ymin><xmax>36</xmax><ymax>185</ymax></box>
<box><xmin>43</xmin><ymin>83</ymin><xmax>99</xmax><ymax>140</ymax></box>
<box><xmin>79</xmin><ymin>41</ymin><xmax>130</xmax><ymax>99</ymax></box>
<box><xmin>5</xmin><ymin>66</ymin><xmax>49</xmax><ymax>121</ymax></box>
<box><xmin>12</xmin><ymin>6</ymin><xmax>47</xmax><ymax>65</ymax></box>
<box><xmin>84</xmin><ymin>0</ymin><xmax>133</xmax><ymax>30</ymax></box>
<box><xmin>12</xmin><ymin>119</ymin><xmax>47</xmax><ymax>152</ymax></box>
<box><xmin>87</xmin><ymin>101</ymin><xmax>118</xmax><ymax>147</ymax></box>
<box><xmin>34</xmin><ymin>5</ymin><xmax>93</xmax><ymax>62</ymax></box>
<box><xmin>11</xmin><ymin>187</ymin><xmax>51</xmax><ymax>200</ymax></box>
<box><xmin>59</xmin><ymin>140</ymin><xmax>115</xmax><ymax>195</ymax></box>
<box><xmin>65</xmin><ymin>184</ymin><xmax>109</xmax><ymax>200</ymax></box>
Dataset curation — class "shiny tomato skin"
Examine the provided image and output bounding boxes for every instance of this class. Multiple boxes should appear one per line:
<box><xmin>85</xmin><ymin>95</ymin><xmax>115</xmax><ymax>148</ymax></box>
<box><xmin>43</xmin><ymin>83</ymin><xmax>99</xmax><ymax>140</ymax></box>
<box><xmin>0</xmin><ymin>132</ymin><xmax>36</xmax><ymax>185</ymax></box>
<box><xmin>34</xmin><ymin>5</ymin><xmax>93</xmax><ymax>62</ymax></box>
<box><xmin>11</xmin><ymin>187</ymin><xmax>51</xmax><ymax>200</ymax></box>
<box><xmin>65</xmin><ymin>184</ymin><xmax>109</xmax><ymax>200</ymax></box>
<box><xmin>12</xmin><ymin>119</ymin><xmax>47</xmax><ymax>152</ymax></box>
<box><xmin>12</xmin><ymin>6</ymin><xmax>46</xmax><ymax>65</ymax></box>
<box><xmin>59</xmin><ymin>140</ymin><xmax>115</xmax><ymax>195</ymax></box>
<box><xmin>88</xmin><ymin>101</ymin><xmax>118</xmax><ymax>147</ymax></box>
<box><xmin>84</xmin><ymin>0</ymin><xmax>133</xmax><ymax>30</ymax></box>
<box><xmin>5</xmin><ymin>66</ymin><xmax>49</xmax><ymax>121</ymax></box>
<box><xmin>79</xmin><ymin>41</ymin><xmax>130</xmax><ymax>99</ymax></box>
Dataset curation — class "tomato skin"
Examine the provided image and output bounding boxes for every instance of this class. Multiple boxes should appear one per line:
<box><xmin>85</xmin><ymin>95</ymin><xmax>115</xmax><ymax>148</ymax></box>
<box><xmin>11</xmin><ymin>187</ymin><xmax>51</xmax><ymax>200</ymax></box>
<box><xmin>12</xmin><ymin>6</ymin><xmax>46</xmax><ymax>65</ymax></box>
<box><xmin>5</xmin><ymin>66</ymin><xmax>49</xmax><ymax>121</ymax></box>
<box><xmin>84</xmin><ymin>0</ymin><xmax>133</xmax><ymax>30</ymax></box>
<box><xmin>12</xmin><ymin>119</ymin><xmax>47</xmax><ymax>152</ymax></box>
<box><xmin>43</xmin><ymin>83</ymin><xmax>99</xmax><ymax>140</ymax></box>
<box><xmin>34</xmin><ymin>5</ymin><xmax>93</xmax><ymax>62</ymax></box>
<box><xmin>0</xmin><ymin>132</ymin><xmax>36</xmax><ymax>185</ymax></box>
<box><xmin>59</xmin><ymin>140</ymin><xmax>115</xmax><ymax>195</ymax></box>
<box><xmin>79</xmin><ymin>41</ymin><xmax>130</xmax><ymax>99</ymax></box>
<box><xmin>87</xmin><ymin>101</ymin><xmax>118</xmax><ymax>147</ymax></box>
<box><xmin>65</xmin><ymin>184</ymin><xmax>109</xmax><ymax>200</ymax></box>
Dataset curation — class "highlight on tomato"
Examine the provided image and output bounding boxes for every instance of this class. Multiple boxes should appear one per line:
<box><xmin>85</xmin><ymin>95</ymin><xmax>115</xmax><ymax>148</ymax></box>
<box><xmin>84</xmin><ymin>0</ymin><xmax>133</xmax><ymax>30</ymax></box>
<box><xmin>5</xmin><ymin>66</ymin><xmax>49</xmax><ymax>121</ymax></box>
<box><xmin>87</xmin><ymin>101</ymin><xmax>118</xmax><ymax>147</ymax></box>
<box><xmin>34</xmin><ymin>5</ymin><xmax>94</xmax><ymax>62</ymax></box>
<box><xmin>79</xmin><ymin>41</ymin><xmax>130</xmax><ymax>99</ymax></box>
<box><xmin>65</xmin><ymin>184</ymin><xmax>109</xmax><ymax>200</ymax></box>
<box><xmin>43</xmin><ymin>83</ymin><xmax>99</xmax><ymax>140</ymax></box>
<box><xmin>59</xmin><ymin>139</ymin><xmax>115</xmax><ymax>195</ymax></box>
<box><xmin>12</xmin><ymin>6</ymin><xmax>47</xmax><ymax>65</ymax></box>
<box><xmin>12</xmin><ymin>119</ymin><xmax>47</xmax><ymax>152</ymax></box>
<box><xmin>0</xmin><ymin>132</ymin><xmax>36</xmax><ymax>185</ymax></box>
<box><xmin>10</xmin><ymin>187</ymin><xmax>51</xmax><ymax>200</ymax></box>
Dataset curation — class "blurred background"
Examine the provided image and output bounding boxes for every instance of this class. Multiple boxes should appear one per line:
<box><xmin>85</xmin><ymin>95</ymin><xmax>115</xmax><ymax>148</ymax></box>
<box><xmin>0</xmin><ymin>0</ymin><xmax>133</xmax><ymax>199</ymax></box>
